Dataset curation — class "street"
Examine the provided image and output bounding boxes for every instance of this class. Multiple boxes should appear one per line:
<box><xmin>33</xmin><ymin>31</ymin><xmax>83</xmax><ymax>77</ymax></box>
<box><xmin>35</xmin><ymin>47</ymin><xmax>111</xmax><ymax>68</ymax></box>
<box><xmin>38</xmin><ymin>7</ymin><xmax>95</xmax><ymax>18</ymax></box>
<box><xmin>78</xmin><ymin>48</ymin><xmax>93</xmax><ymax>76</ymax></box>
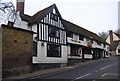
<box><xmin>22</xmin><ymin>56</ymin><xmax>120</xmax><ymax>81</ymax></box>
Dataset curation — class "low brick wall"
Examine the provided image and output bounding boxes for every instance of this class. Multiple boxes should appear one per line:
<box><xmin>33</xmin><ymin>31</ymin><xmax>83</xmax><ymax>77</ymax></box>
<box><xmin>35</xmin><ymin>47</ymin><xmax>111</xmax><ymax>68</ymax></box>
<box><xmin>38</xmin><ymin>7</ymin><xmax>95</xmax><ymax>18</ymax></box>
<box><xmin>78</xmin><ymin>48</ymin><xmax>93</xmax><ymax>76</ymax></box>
<box><xmin>3</xmin><ymin>66</ymin><xmax>32</xmax><ymax>78</ymax></box>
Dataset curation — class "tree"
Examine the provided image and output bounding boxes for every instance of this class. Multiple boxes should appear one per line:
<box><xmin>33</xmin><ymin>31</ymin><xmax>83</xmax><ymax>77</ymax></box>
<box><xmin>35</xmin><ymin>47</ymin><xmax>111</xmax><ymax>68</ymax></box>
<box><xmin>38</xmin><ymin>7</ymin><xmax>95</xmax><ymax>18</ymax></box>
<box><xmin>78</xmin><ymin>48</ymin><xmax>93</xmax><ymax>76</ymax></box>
<box><xmin>0</xmin><ymin>2</ymin><xmax>17</xmax><ymax>25</ymax></box>
<box><xmin>98</xmin><ymin>31</ymin><xmax>108</xmax><ymax>40</ymax></box>
<box><xmin>114</xmin><ymin>29</ymin><xmax>120</xmax><ymax>34</ymax></box>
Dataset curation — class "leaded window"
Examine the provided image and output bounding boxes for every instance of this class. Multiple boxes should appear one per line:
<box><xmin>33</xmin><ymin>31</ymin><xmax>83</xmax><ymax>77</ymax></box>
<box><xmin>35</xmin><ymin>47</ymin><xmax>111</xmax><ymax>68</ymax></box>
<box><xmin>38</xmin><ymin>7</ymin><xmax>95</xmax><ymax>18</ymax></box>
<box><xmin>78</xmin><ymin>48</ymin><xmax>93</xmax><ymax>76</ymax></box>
<box><xmin>49</xmin><ymin>26</ymin><xmax>59</xmax><ymax>38</ymax></box>
<box><xmin>47</xmin><ymin>44</ymin><xmax>61</xmax><ymax>57</ymax></box>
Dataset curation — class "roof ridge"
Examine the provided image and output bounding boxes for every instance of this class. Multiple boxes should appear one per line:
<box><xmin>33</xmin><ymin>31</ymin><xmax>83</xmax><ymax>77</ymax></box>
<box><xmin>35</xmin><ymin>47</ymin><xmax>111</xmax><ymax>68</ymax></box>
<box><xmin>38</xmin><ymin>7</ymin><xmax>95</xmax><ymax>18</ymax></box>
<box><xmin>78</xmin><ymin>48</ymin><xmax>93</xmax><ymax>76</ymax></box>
<box><xmin>63</xmin><ymin>19</ymin><xmax>99</xmax><ymax>37</ymax></box>
<box><xmin>32</xmin><ymin>4</ymin><xmax>55</xmax><ymax>17</ymax></box>
<box><xmin>63</xmin><ymin>19</ymin><xmax>107</xmax><ymax>43</ymax></box>
<box><xmin>30</xmin><ymin>4</ymin><xmax>55</xmax><ymax>24</ymax></box>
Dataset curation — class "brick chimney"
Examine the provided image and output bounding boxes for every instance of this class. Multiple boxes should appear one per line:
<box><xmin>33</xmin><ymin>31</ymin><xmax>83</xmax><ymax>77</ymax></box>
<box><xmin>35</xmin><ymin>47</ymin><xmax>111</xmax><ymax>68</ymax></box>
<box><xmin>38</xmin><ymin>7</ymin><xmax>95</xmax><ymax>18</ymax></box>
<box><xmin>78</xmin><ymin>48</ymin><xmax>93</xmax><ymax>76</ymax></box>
<box><xmin>16</xmin><ymin>0</ymin><xmax>25</xmax><ymax>14</ymax></box>
<box><xmin>109</xmin><ymin>30</ymin><xmax>113</xmax><ymax>44</ymax></box>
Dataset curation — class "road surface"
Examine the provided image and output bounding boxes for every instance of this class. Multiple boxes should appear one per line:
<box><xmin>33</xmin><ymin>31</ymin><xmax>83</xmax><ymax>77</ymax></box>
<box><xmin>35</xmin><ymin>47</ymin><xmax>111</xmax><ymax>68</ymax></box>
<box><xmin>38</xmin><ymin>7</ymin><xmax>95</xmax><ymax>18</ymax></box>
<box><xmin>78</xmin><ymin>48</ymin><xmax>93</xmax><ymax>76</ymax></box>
<box><xmin>25</xmin><ymin>56</ymin><xmax>120</xmax><ymax>81</ymax></box>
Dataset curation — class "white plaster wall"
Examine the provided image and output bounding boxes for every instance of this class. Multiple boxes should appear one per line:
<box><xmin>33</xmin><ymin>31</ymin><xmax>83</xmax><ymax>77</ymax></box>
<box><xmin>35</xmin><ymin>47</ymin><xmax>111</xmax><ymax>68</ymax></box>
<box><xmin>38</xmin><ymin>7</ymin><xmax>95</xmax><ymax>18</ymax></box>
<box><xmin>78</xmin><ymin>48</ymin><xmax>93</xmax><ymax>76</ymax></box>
<box><xmin>67</xmin><ymin>45</ymin><xmax>71</xmax><ymax>58</ymax></box>
<box><xmin>105</xmin><ymin>45</ymin><xmax>109</xmax><ymax>51</ymax></box>
<box><xmin>33</xmin><ymin>41</ymin><xmax>68</xmax><ymax>63</ymax></box>
<box><xmin>113</xmin><ymin>33</ymin><xmax>120</xmax><ymax>41</ymax></box>
<box><xmin>106</xmin><ymin>33</ymin><xmax>120</xmax><ymax>44</ymax></box>
<box><xmin>32</xmin><ymin>24</ymin><xmax>37</xmax><ymax>33</ymax></box>
<box><xmin>67</xmin><ymin>37</ymin><xmax>104</xmax><ymax>49</ymax></box>
<box><xmin>106</xmin><ymin>35</ymin><xmax>110</xmax><ymax>44</ymax></box>
<box><xmin>67</xmin><ymin>37</ymin><xmax>86</xmax><ymax>46</ymax></box>
<box><xmin>14</xmin><ymin>19</ymin><xmax>29</xmax><ymax>30</ymax></box>
<box><xmin>116</xmin><ymin>42</ymin><xmax>120</xmax><ymax>55</ymax></box>
<box><xmin>73</xmin><ymin>33</ymin><xmax>79</xmax><ymax>40</ymax></box>
<box><xmin>92</xmin><ymin>40</ymin><xmax>104</xmax><ymax>49</ymax></box>
<box><xmin>103</xmin><ymin>44</ymin><xmax>110</xmax><ymax>57</ymax></box>
<box><xmin>84</xmin><ymin>54</ymin><xmax>93</xmax><ymax>59</ymax></box>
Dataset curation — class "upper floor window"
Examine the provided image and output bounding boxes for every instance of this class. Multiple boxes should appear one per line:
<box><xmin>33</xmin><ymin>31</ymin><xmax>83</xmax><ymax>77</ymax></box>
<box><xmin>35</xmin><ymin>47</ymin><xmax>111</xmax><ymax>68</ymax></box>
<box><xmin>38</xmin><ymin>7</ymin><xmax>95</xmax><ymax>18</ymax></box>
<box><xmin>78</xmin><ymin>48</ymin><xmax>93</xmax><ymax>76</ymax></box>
<box><xmin>50</xmin><ymin>13</ymin><xmax>58</xmax><ymax>21</ymax></box>
<box><xmin>91</xmin><ymin>40</ymin><xmax>93</xmax><ymax>44</ymax></box>
<box><xmin>118</xmin><ymin>49</ymin><xmax>120</xmax><ymax>53</ymax></box>
<box><xmin>73</xmin><ymin>33</ymin><xmax>78</xmax><ymax>40</ymax></box>
<box><xmin>97</xmin><ymin>41</ymin><xmax>101</xmax><ymax>46</ymax></box>
<box><xmin>67</xmin><ymin>31</ymin><xmax>73</xmax><ymax>38</ymax></box>
<box><xmin>104</xmin><ymin>44</ymin><xmax>106</xmax><ymax>48</ymax></box>
<box><xmin>79</xmin><ymin>35</ymin><xmax>84</xmax><ymax>41</ymax></box>
<box><xmin>49</xmin><ymin>26</ymin><xmax>59</xmax><ymax>38</ymax></box>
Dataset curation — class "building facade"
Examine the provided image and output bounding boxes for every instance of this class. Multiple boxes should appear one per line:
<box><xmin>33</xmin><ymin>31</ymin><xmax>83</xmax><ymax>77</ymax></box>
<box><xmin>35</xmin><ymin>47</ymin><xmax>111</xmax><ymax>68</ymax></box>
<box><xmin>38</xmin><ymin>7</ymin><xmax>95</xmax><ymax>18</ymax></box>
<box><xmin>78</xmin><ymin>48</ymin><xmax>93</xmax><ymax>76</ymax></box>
<box><xmin>106</xmin><ymin>30</ymin><xmax>120</xmax><ymax>56</ymax></box>
<box><xmin>31</xmin><ymin>4</ymin><xmax>67</xmax><ymax>64</ymax></box>
<box><xmin>13</xmin><ymin>0</ymin><xmax>110</xmax><ymax>67</ymax></box>
<box><xmin>63</xmin><ymin>20</ymin><xmax>110</xmax><ymax>60</ymax></box>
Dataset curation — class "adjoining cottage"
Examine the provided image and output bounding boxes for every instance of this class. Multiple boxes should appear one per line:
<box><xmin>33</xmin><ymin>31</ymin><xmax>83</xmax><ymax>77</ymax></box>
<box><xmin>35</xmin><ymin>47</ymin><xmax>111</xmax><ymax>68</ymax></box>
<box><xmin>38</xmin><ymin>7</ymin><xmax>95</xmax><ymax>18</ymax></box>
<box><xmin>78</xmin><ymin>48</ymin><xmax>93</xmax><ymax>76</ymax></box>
<box><xmin>106</xmin><ymin>30</ymin><xmax>120</xmax><ymax>56</ymax></box>
<box><xmin>63</xmin><ymin>20</ymin><xmax>110</xmax><ymax>60</ymax></box>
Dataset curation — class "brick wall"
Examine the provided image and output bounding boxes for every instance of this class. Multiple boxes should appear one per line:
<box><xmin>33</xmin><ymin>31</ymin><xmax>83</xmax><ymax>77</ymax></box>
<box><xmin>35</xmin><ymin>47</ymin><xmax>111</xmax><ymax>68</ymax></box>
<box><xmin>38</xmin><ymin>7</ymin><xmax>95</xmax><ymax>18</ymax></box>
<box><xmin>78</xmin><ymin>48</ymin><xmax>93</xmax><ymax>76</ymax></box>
<box><xmin>1</xmin><ymin>25</ymin><xmax>33</xmax><ymax>78</ymax></box>
<box><xmin>0</xmin><ymin>26</ymin><xmax>2</xmax><ymax>79</ymax></box>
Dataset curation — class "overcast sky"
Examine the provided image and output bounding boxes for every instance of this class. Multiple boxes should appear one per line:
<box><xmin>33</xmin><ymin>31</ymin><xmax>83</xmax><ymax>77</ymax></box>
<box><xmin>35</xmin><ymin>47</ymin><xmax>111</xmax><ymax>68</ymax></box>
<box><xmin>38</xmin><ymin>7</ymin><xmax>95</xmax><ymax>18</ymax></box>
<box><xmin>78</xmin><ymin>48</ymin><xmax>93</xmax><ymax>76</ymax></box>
<box><xmin>0</xmin><ymin>0</ymin><xmax>119</xmax><ymax>34</ymax></box>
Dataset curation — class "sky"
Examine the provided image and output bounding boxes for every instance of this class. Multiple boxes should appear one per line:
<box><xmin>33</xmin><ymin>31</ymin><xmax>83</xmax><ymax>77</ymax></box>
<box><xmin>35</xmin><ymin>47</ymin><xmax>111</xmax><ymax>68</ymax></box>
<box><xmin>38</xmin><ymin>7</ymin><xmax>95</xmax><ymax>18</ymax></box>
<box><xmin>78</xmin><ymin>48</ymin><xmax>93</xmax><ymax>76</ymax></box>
<box><xmin>0</xmin><ymin>0</ymin><xmax>119</xmax><ymax>34</ymax></box>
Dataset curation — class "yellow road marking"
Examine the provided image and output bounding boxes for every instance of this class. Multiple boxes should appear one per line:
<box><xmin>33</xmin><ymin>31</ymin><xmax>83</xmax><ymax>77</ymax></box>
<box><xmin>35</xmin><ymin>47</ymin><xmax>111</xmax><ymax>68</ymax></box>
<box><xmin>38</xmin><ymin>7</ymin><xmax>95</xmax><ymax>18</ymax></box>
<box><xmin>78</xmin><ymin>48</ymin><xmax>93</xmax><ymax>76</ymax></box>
<box><xmin>101</xmin><ymin>73</ymin><xmax>108</xmax><ymax>77</ymax></box>
<box><xmin>92</xmin><ymin>80</ymin><xmax>96</xmax><ymax>81</ymax></box>
<box><xmin>101</xmin><ymin>73</ymin><xmax>120</xmax><ymax>77</ymax></box>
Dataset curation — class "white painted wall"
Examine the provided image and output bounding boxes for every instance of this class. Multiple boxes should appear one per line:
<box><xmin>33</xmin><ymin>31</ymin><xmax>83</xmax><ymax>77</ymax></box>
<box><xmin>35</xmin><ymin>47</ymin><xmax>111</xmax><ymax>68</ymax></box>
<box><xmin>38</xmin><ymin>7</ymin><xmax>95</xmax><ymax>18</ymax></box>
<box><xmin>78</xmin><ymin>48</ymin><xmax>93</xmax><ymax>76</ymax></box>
<box><xmin>67</xmin><ymin>37</ymin><xmax>104</xmax><ymax>49</ymax></box>
<box><xmin>67</xmin><ymin>45</ymin><xmax>71</xmax><ymax>58</ymax></box>
<box><xmin>32</xmin><ymin>24</ymin><xmax>37</xmax><ymax>33</ymax></box>
<box><xmin>73</xmin><ymin>33</ymin><xmax>79</xmax><ymax>40</ymax></box>
<box><xmin>106</xmin><ymin>33</ymin><xmax>120</xmax><ymax>44</ymax></box>
<box><xmin>33</xmin><ymin>41</ymin><xmax>68</xmax><ymax>63</ymax></box>
<box><xmin>84</xmin><ymin>54</ymin><xmax>93</xmax><ymax>59</ymax></box>
<box><xmin>14</xmin><ymin>19</ymin><xmax>29</xmax><ymax>30</ymax></box>
<box><xmin>14</xmin><ymin>14</ymin><xmax>29</xmax><ymax>30</ymax></box>
<box><xmin>116</xmin><ymin>42</ymin><xmax>120</xmax><ymax>55</ymax></box>
<box><xmin>67</xmin><ymin>37</ymin><xmax>86</xmax><ymax>46</ymax></box>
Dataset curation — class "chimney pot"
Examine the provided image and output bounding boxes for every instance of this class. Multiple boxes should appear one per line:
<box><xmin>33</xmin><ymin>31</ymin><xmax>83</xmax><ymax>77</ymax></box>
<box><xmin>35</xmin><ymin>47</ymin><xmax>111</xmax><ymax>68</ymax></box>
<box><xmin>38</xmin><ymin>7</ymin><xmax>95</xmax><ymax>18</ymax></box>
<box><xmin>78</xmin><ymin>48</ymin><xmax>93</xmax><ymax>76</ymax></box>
<box><xmin>109</xmin><ymin>30</ymin><xmax>113</xmax><ymax>44</ymax></box>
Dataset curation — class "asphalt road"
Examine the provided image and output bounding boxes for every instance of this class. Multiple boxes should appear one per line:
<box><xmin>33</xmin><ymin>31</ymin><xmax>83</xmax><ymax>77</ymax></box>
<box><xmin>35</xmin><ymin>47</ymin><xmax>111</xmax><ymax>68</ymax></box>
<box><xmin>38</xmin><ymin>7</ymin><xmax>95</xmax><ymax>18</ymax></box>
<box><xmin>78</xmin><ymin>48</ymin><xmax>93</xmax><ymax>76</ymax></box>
<box><xmin>25</xmin><ymin>56</ymin><xmax>120</xmax><ymax>81</ymax></box>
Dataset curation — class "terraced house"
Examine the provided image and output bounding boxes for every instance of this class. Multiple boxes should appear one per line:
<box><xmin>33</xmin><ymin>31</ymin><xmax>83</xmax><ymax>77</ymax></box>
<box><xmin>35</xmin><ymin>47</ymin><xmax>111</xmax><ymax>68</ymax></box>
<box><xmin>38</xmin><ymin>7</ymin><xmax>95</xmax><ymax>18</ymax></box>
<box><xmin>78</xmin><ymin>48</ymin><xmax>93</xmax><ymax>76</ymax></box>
<box><xmin>12</xmin><ymin>0</ymin><xmax>109</xmax><ymax>68</ymax></box>
<box><xmin>63</xmin><ymin>20</ymin><xmax>110</xmax><ymax>60</ymax></box>
<box><xmin>106</xmin><ymin>30</ymin><xmax>120</xmax><ymax>56</ymax></box>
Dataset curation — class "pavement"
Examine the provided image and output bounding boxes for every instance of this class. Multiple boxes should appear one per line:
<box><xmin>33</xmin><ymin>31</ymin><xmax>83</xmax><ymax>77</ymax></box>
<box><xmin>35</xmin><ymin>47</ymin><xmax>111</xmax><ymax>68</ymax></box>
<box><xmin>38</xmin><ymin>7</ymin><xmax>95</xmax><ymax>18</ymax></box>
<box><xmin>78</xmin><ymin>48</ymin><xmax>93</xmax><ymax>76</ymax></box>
<box><xmin>3</xmin><ymin>58</ymin><xmax>110</xmax><ymax>80</ymax></box>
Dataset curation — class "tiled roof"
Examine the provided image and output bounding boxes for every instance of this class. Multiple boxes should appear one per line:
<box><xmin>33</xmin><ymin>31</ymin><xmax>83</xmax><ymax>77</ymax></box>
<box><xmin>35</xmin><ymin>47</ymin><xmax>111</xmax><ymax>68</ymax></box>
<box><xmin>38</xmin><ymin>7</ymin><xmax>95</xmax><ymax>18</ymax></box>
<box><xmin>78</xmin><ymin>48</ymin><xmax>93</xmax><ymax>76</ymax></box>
<box><xmin>20</xmin><ymin>14</ymin><xmax>32</xmax><ymax>24</ymax></box>
<box><xmin>19</xmin><ymin>4</ymin><xmax>108</xmax><ymax>44</ymax></box>
<box><xmin>114</xmin><ymin>33</ymin><xmax>120</xmax><ymax>38</ymax></box>
<box><xmin>20</xmin><ymin>4</ymin><xmax>55</xmax><ymax>25</ymax></box>
<box><xmin>110</xmin><ymin>40</ymin><xmax>120</xmax><ymax>51</ymax></box>
<box><xmin>31</xmin><ymin>4</ymin><xmax>55</xmax><ymax>24</ymax></box>
<box><xmin>63</xmin><ymin>19</ymin><xmax>107</xmax><ymax>44</ymax></box>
